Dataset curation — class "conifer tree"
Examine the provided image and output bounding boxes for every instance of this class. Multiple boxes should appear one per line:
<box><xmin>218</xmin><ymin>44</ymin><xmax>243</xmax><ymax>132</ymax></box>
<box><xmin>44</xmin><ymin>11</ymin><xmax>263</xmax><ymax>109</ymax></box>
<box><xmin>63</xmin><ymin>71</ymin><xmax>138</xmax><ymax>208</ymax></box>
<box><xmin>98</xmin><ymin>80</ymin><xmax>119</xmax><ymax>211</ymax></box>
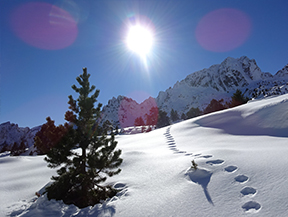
<box><xmin>186</xmin><ymin>107</ymin><xmax>202</xmax><ymax>119</ymax></box>
<box><xmin>229</xmin><ymin>89</ymin><xmax>249</xmax><ymax>107</ymax></box>
<box><xmin>181</xmin><ymin>113</ymin><xmax>187</xmax><ymax>120</ymax></box>
<box><xmin>34</xmin><ymin>117</ymin><xmax>68</xmax><ymax>155</ymax></box>
<box><xmin>145</xmin><ymin>107</ymin><xmax>158</xmax><ymax>126</ymax></box>
<box><xmin>156</xmin><ymin>110</ymin><xmax>170</xmax><ymax>128</ymax></box>
<box><xmin>203</xmin><ymin>99</ymin><xmax>226</xmax><ymax>114</ymax></box>
<box><xmin>134</xmin><ymin>116</ymin><xmax>145</xmax><ymax>126</ymax></box>
<box><xmin>170</xmin><ymin>109</ymin><xmax>179</xmax><ymax>122</ymax></box>
<box><xmin>10</xmin><ymin>142</ymin><xmax>19</xmax><ymax>156</ymax></box>
<box><xmin>45</xmin><ymin>68</ymin><xmax>122</xmax><ymax>208</ymax></box>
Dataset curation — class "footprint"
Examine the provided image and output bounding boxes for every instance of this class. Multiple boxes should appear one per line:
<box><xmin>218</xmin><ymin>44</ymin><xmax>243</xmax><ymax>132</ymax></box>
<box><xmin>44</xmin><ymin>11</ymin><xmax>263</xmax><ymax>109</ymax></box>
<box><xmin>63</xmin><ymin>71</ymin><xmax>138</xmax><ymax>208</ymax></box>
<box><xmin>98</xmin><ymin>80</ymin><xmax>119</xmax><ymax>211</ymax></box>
<box><xmin>201</xmin><ymin>155</ymin><xmax>213</xmax><ymax>159</ymax></box>
<box><xmin>113</xmin><ymin>183</ymin><xmax>126</xmax><ymax>189</ymax></box>
<box><xmin>224</xmin><ymin>165</ymin><xmax>238</xmax><ymax>173</ymax></box>
<box><xmin>206</xmin><ymin>159</ymin><xmax>224</xmax><ymax>165</ymax></box>
<box><xmin>235</xmin><ymin>175</ymin><xmax>249</xmax><ymax>183</ymax></box>
<box><xmin>167</xmin><ymin>139</ymin><xmax>175</xmax><ymax>142</ymax></box>
<box><xmin>242</xmin><ymin>201</ymin><xmax>261</xmax><ymax>212</ymax></box>
<box><xmin>169</xmin><ymin>147</ymin><xmax>178</xmax><ymax>151</ymax></box>
<box><xmin>241</xmin><ymin>187</ymin><xmax>257</xmax><ymax>196</ymax></box>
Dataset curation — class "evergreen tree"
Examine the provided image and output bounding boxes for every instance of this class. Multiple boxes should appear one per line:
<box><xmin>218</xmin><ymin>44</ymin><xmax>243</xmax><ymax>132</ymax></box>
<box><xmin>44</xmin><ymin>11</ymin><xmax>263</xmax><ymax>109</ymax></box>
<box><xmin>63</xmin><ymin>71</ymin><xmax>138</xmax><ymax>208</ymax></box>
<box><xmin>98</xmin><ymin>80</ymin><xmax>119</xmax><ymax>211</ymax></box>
<box><xmin>10</xmin><ymin>142</ymin><xmax>19</xmax><ymax>156</ymax></box>
<box><xmin>186</xmin><ymin>107</ymin><xmax>202</xmax><ymax>119</ymax></box>
<box><xmin>34</xmin><ymin>117</ymin><xmax>68</xmax><ymax>155</ymax></box>
<box><xmin>45</xmin><ymin>68</ymin><xmax>122</xmax><ymax>208</ymax></box>
<box><xmin>103</xmin><ymin>120</ymin><xmax>113</xmax><ymax>133</ymax></box>
<box><xmin>134</xmin><ymin>116</ymin><xmax>145</xmax><ymax>126</ymax></box>
<box><xmin>156</xmin><ymin>110</ymin><xmax>170</xmax><ymax>128</ymax></box>
<box><xmin>115</xmin><ymin>125</ymin><xmax>119</xmax><ymax>135</ymax></box>
<box><xmin>228</xmin><ymin>89</ymin><xmax>249</xmax><ymax>107</ymax></box>
<box><xmin>181</xmin><ymin>113</ymin><xmax>187</xmax><ymax>120</ymax></box>
<box><xmin>10</xmin><ymin>140</ymin><xmax>27</xmax><ymax>156</ymax></box>
<box><xmin>0</xmin><ymin>143</ymin><xmax>8</xmax><ymax>153</ymax></box>
<box><xmin>145</xmin><ymin>107</ymin><xmax>158</xmax><ymax>126</ymax></box>
<box><xmin>203</xmin><ymin>99</ymin><xmax>226</xmax><ymax>114</ymax></box>
<box><xmin>170</xmin><ymin>109</ymin><xmax>179</xmax><ymax>122</ymax></box>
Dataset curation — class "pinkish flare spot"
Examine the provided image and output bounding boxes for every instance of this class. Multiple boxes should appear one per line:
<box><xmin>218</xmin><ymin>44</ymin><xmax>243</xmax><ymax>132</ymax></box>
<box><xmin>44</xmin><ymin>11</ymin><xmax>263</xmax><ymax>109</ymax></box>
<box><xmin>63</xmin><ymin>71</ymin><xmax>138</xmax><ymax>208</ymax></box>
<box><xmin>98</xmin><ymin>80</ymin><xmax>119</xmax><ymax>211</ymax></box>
<box><xmin>195</xmin><ymin>8</ymin><xmax>252</xmax><ymax>52</ymax></box>
<box><xmin>10</xmin><ymin>2</ymin><xmax>78</xmax><ymax>50</ymax></box>
<box><xmin>118</xmin><ymin>96</ymin><xmax>158</xmax><ymax>128</ymax></box>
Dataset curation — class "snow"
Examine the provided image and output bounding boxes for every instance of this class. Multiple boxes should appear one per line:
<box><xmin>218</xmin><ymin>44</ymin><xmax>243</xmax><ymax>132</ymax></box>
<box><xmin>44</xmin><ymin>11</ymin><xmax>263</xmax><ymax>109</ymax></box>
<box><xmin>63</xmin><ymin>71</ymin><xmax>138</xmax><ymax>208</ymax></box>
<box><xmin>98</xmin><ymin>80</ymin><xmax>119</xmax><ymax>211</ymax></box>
<box><xmin>1</xmin><ymin>93</ymin><xmax>288</xmax><ymax>216</ymax></box>
<box><xmin>101</xmin><ymin>56</ymin><xmax>288</xmax><ymax>127</ymax></box>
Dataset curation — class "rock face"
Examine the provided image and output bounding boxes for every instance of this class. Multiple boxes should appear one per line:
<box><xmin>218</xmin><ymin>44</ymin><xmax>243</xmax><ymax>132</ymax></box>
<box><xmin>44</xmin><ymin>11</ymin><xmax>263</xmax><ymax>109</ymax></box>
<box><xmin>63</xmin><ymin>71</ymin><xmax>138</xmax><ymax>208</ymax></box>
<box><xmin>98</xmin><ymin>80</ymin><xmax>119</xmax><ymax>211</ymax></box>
<box><xmin>101</xmin><ymin>96</ymin><xmax>157</xmax><ymax>128</ymax></box>
<box><xmin>101</xmin><ymin>56</ymin><xmax>288</xmax><ymax>127</ymax></box>
<box><xmin>2</xmin><ymin>56</ymin><xmax>288</xmax><ymax>139</ymax></box>
<box><xmin>0</xmin><ymin>122</ymin><xmax>41</xmax><ymax>153</ymax></box>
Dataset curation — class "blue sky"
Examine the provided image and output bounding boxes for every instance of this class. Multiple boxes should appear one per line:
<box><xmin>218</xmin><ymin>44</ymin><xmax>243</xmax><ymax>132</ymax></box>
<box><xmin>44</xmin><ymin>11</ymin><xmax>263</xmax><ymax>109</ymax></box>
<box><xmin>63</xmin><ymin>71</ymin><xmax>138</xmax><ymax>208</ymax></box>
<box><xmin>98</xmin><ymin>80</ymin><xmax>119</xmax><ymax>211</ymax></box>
<box><xmin>1</xmin><ymin>0</ymin><xmax>288</xmax><ymax>128</ymax></box>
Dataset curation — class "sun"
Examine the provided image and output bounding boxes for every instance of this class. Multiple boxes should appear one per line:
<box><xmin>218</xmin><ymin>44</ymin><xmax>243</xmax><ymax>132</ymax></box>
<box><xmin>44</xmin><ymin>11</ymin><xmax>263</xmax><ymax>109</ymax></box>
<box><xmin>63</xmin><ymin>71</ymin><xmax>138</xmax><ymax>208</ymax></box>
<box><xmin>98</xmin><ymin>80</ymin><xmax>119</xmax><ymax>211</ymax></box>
<box><xmin>126</xmin><ymin>25</ymin><xmax>154</xmax><ymax>57</ymax></box>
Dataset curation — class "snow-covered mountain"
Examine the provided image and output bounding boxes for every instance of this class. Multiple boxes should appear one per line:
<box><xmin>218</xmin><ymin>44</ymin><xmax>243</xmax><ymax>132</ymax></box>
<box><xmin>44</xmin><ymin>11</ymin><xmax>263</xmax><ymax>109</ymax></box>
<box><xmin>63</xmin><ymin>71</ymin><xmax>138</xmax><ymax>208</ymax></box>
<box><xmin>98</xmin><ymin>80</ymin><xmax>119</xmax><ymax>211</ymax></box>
<box><xmin>2</xmin><ymin>56</ymin><xmax>288</xmax><ymax>143</ymax></box>
<box><xmin>101</xmin><ymin>56</ymin><xmax>288</xmax><ymax>127</ymax></box>
<box><xmin>101</xmin><ymin>96</ymin><xmax>157</xmax><ymax>128</ymax></box>
<box><xmin>0</xmin><ymin>122</ymin><xmax>41</xmax><ymax>153</ymax></box>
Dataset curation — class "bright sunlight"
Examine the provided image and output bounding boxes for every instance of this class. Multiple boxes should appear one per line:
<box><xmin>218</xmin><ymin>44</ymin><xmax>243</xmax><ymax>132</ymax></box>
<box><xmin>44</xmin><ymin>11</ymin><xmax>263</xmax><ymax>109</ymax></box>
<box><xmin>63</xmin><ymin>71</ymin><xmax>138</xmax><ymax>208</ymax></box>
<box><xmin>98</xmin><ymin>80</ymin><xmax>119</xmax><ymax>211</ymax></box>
<box><xmin>126</xmin><ymin>25</ymin><xmax>154</xmax><ymax>57</ymax></box>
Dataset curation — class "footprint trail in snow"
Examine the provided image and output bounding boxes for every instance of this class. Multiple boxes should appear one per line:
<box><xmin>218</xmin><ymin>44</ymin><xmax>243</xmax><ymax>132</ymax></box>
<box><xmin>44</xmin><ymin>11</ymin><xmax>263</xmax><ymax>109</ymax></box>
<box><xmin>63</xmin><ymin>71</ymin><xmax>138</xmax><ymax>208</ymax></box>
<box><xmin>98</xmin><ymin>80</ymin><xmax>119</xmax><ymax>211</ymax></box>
<box><xmin>166</xmin><ymin>125</ymin><xmax>262</xmax><ymax>213</ymax></box>
<box><xmin>164</xmin><ymin>126</ymin><xmax>191</xmax><ymax>155</ymax></box>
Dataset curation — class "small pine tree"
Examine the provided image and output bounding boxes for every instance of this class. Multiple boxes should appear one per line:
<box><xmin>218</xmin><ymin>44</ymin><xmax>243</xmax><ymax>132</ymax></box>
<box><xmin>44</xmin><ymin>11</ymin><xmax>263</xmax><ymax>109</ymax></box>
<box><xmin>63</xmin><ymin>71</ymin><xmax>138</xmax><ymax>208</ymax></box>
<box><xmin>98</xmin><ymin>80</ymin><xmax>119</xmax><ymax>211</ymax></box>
<box><xmin>134</xmin><ymin>116</ymin><xmax>145</xmax><ymax>126</ymax></box>
<box><xmin>34</xmin><ymin>117</ymin><xmax>68</xmax><ymax>155</ymax></box>
<box><xmin>203</xmin><ymin>99</ymin><xmax>226</xmax><ymax>114</ymax></box>
<box><xmin>0</xmin><ymin>144</ymin><xmax>8</xmax><ymax>153</ymax></box>
<box><xmin>115</xmin><ymin>125</ymin><xmax>119</xmax><ymax>135</ymax></box>
<box><xmin>10</xmin><ymin>142</ymin><xmax>19</xmax><ymax>156</ymax></box>
<box><xmin>229</xmin><ymin>89</ymin><xmax>249</xmax><ymax>107</ymax></box>
<box><xmin>191</xmin><ymin>160</ymin><xmax>198</xmax><ymax>170</ymax></box>
<box><xmin>186</xmin><ymin>107</ymin><xmax>202</xmax><ymax>119</ymax></box>
<box><xmin>145</xmin><ymin>107</ymin><xmax>158</xmax><ymax>126</ymax></box>
<box><xmin>170</xmin><ymin>109</ymin><xmax>179</xmax><ymax>122</ymax></box>
<box><xmin>103</xmin><ymin>120</ymin><xmax>113</xmax><ymax>133</ymax></box>
<box><xmin>10</xmin><ymin>141</ymin><xmax>27</xmax><ymax>156</ymax></box>
<box><xmin>156</xmin><ymin>110</ymin><xmax>170</xmax><ymax>128</ymax></box>
<box><xmin>45</xmin><ymin>68</ymin><xmax>122</xmax><ymax>208</ymax></box>
<box><xmin>181</xmin><ymin>113</ymin><xmax>187</xmax><ymax>120</ymax></box>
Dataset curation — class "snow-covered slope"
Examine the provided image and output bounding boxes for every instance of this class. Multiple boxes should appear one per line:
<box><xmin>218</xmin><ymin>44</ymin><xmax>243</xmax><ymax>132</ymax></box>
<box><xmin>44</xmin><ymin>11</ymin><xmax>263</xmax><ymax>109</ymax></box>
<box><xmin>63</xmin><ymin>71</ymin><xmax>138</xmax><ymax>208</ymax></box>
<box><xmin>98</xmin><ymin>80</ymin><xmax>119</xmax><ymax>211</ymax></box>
<box><xmin>2</xmin><ymin>93</ymin><xmax>288</xmax><ymax>216</ymax></box>
<box><xmin>101</xmin><ymin>56</ymin><xmax>288</xmax><ymax>127</ymax></box>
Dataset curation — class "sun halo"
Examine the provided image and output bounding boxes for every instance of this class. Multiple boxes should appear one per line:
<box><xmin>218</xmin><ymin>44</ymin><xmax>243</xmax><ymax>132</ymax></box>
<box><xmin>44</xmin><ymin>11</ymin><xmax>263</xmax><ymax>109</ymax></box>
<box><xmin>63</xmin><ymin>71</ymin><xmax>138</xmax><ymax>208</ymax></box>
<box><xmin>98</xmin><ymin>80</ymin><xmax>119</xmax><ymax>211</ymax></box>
<box><xmin>126</xmin><ymin>24</ymin><xmax>154</xmax><ymax>58</ymax></box>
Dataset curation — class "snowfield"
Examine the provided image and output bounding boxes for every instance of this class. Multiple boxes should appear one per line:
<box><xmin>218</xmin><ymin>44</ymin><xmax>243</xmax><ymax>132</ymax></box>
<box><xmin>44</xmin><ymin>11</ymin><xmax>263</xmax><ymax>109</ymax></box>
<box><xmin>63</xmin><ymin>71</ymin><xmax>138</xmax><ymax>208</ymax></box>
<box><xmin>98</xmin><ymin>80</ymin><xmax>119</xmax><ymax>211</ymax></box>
<box><xmin>1</xmin><ymin>94</ymin><xmax>288</xmax><ymax>216</ymax></box>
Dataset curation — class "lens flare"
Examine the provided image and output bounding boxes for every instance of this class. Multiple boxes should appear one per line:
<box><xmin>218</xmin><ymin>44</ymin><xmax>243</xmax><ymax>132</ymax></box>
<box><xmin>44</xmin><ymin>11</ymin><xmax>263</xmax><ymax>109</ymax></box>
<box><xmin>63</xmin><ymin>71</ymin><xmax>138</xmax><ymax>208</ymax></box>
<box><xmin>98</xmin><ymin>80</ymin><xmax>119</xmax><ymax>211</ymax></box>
<box><xmin>124</xmin><ymin>14</ymin><xmax>155</xmax><ymax>62</ymax></box>
<box><xmin>126</xmin><ymin>25</ymin><xmax>153</xmax><ymax>56</ymax></box>
<box><xmin>10</xmin><ymin>2</ymin><xmax>78</xmax><ymax>50</ymax></box>
<box><xmin>195</xmin><ymin>8</ymin><xmax>251</xmax><ymax>52</ymax></box>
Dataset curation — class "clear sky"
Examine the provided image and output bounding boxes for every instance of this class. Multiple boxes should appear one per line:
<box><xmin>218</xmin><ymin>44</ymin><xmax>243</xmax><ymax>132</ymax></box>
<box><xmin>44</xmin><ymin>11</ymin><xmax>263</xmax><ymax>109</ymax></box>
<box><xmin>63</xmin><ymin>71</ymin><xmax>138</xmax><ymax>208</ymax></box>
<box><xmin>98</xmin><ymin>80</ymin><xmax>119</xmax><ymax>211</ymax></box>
<box><xmin>1</xmin><ymin>0</ymin><xmax>288</xmax><ymax>128</ymax></box>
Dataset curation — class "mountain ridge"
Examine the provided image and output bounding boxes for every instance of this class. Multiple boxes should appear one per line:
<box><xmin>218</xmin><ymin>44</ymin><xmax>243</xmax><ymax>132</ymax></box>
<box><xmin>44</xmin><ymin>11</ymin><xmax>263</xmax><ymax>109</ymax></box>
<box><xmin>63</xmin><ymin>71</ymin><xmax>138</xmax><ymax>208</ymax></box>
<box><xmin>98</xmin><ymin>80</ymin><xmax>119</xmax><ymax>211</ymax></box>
<box><xmin>1</xmin><ymin>56</ymin><xmax>288</xmax><ymax>150</ymax></box>
<box><xmin>101</xmin><ymin>56</ymin><xmax>288</xmax><ymax>127</ymax></box>
<box><xmin>0</xmin><ymin>121</ymin><xmax>41</xmax><ymax>153</ymax></box>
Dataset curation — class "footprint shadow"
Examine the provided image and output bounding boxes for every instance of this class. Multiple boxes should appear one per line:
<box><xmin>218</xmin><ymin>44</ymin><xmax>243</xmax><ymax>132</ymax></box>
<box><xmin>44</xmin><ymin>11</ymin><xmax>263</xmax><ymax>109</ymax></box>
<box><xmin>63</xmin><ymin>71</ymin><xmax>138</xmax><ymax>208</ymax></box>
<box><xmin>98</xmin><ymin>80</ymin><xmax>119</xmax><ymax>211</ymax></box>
<box><xmin>186</xmin><ymin>168</ymin><xmax>214</xmax><ymax>205</ymax></box>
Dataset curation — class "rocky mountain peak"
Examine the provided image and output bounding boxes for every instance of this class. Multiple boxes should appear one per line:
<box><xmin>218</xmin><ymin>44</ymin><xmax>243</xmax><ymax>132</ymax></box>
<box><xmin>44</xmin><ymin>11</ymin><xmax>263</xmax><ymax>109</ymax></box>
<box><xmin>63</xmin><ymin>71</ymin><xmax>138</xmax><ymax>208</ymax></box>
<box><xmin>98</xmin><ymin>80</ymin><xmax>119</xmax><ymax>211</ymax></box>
<box><xmin>275</xmin><ymin>64</ymin><xmax>288</xmax><ymax>78</ymax></box>
<box><xmin>0</xmin><ymin>122</ymin><xmax>41</xmax><ymax>153</ymax></box>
